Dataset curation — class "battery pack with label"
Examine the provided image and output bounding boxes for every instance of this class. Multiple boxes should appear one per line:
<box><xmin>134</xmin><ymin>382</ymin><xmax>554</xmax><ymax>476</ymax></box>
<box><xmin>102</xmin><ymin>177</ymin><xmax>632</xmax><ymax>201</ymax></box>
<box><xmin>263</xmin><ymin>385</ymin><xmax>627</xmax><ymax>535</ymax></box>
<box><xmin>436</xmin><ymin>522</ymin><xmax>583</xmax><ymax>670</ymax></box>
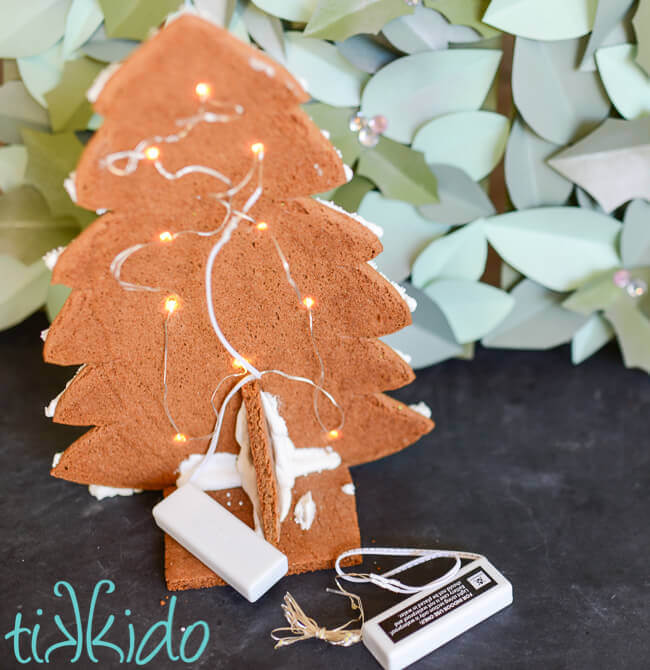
<box><xmin>362</xmin><ymin>557</ymin><xmax>512</xmax><ymax>670</ymax></box>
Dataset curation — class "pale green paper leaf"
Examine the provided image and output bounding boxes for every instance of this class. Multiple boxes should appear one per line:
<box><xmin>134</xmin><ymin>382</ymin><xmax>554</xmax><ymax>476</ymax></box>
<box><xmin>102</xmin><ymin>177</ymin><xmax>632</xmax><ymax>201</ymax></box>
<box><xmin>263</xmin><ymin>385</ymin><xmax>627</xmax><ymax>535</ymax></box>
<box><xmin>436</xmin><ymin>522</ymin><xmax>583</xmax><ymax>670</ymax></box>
<box><xmin>284</xmin><ymin>32</ymin><xmax>368</xmax><ymax>107</ymax></box>
<box><xmin>575</xmin><ymin>186</ymin><xmax>604</xmax><ymax>213</ymax></box>
<box><xmin>304</xmin><ymin>0</ymin><xmax>411</xmax><ymax>41</ymax></box>
<box><xmin>412</xmin><ymin>220</ymin><xmax>487</xmax><ymax>287</ymax></box>
<box><xmin>304</xmin><ymin>103</ymin><xmax>361</xmax><ymax>165</ymax></box>
<box><xmin>424</xmin><ymin>278</ymin><xmax>514</xmax><ymax>343</ymax></box>
<box><xmin>548</xmin><ymin>118</ymin><xmax>650</xmax><ymax>213</ymax></box>
<box><xmin>505</xmin><ymin>117</ymin><xmax>572</xmax><ymax>210</ymax></box>
<box><xmin>360</xmin><ymin>49</ymin><xmax>501</xmax><ymax>144</ymax></box>
<box><xmin>0</xmin><ymin>185</ymin><xmax>78</xmax><ymax>264</ymax></box>
<box><xmin>331</xmin><ymin>176</ymin><xmax>374</xmax><ymax>213</ymax></box>
<box><xmin>98</xmin><ymin>0</ymin><xmax>181</xmax><ymax>40</ymax></box>
<box><xmin>418</xmin><ymin>163</ymin><xmax>495</xmax><ymax>225</ymax></box>
<box><xmin>512</xmin><ymin>37</ymin><xmax>610</xmax><ymax>145</ymax></box>
<box><xmin>193</xmin><ymin>0</ymin><xmax>236</xmax><ymax>27</ymax></box>
<box><xmin>605</xmin><ymin>286</ymin><xmax>650</xmax><ymax>373</ymax></box>
<box><xmin>413</xmin><ymin>111</ymin><xmax>509</xmax><ymax>181</ymax></box>
<box><xmin>563</xmin><ymin>271</ymin><xmax>620</xmax><ymax>315</ymax></box>
<box><xmin>482</xmin><ymin>279</ymin><xmax>587</xmax><ymax>349</ymax></box>
<box><xmin>226</xmin><ymin>2</ymin><xmax>250</xmax><ymax>44</ymax></box>
<box><xmin>579</xmin><ymin>0</ymin><xmax>635</xmax><ymax>71</ymax></box>
<box><xmin>632</xmin><ymin>0</ymin><xmax>650</xmax><ymax>75</ymax></box>
<box><xmin>381</xmin><ymin>282</ymin><xmax>463</xmax><ymax>369</ymax></box>
<box><xmin>3</xmin><ymin>60</ymin><xmax>21</xmax><ymax>82</ymax></box>
<box><xmin>358</xmin><ymin>191</ymin><xmax>449</xmax><ymax>282</ymax></box>
<box><xmin>243</xmin><ymin>3</ymin><xmax>285</xmax><ymax>62</ymax></box>
<box><xmin>356</xmin><ymin>138</ymin><xmax>438</xmax><ymax>206</ymax></box>
<box><xmin>44</xmin><ymin>58</ymin><xmax>104</xmax><ymax>132</ymax></box>
<box><xmin>0</xmin><ymin>83</ymin><xmax>50</xmax><ymax>145</ymax></box>
<box><xmin>46</xmin><ymin>283</ymin><xmax>72</xmax><ymax>321</ymax></box>
<box><xmin>424</xmin><ymin>0</ymin><xmax>499</xmax><ymax>38</ymax></box>
<box><xmin>22</xmin><ymin>129</ymin><xmax>92</xmax><ymax>225</ymax></box>
<box><xmin>0</xmin><ymin>146</ymin><xmax>28</xmax><ymax>192</ymax></box>
<box><xmin>483</xmin><ymin>0</ymin><xmax>596</xmax><ymax>40</ymax></box>
<box><xmin>384</xmin><ymin>6</ymin><xmax>479</xmax><ymax>54</ymax></box>
<box><xmin>500</xmin><ymin>262</ymin><xmax>522</xmax><ymax>291</ymax></box>
<box><xmin>621</xmin><ymin>199</ymin><xmax>650</xmax><ymax>268</ymax></box>
<box><xmin>17</xmin><ymin>41</ymin><xmax>64</xmax><ymax>107</ymax></box>
<box><xmin>63</xmin><ymin>0</ymin><xmax>104</xmax><ymax>57</ymax></box>
<box><xmin>252</xmin><ymin>0</ymin><xmax>317</xmax><ymax>22</ymax></box>
<box><xmin>81</xmin><ymin>25</ymin><xmax>139</xmax><ymax>62</ymax></box>
<box><xmin>0</xmin><ymin>255</ymin><xmax>50</xmax><ymax>331</ymax></box>
<box><xmin>485</xmin><ymin>207</ymin><xmax>621</xmax><ymax>292</ymax></box>
<box><xmin>336</xmin><ymin>35</ymin><xmax>397</xmax><ymax>74</ymax></box>
<box><xmin>596</xmin><ymin>44</ymin><xmax>650</xmax><ymax>120</ymax></box>
<box><xmin>0</xmin><ymin>0</ymin><xmax>71</xmax><ymax>59</ymax></box>
<box><xmin>571</xmin><ymin>313</ymin><xmax>615</xmax><ymax>364</ymax></box>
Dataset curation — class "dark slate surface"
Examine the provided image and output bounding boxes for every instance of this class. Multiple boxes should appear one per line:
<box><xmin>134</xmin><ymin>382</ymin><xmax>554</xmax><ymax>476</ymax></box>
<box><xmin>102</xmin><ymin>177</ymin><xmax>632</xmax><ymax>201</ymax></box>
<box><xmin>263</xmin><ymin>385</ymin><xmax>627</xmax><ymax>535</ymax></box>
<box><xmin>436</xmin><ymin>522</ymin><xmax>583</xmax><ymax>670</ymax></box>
<box><xmin>1</xmin><ymin>312</ymin><xmax>648</xmax><ymax>669</ymax></box>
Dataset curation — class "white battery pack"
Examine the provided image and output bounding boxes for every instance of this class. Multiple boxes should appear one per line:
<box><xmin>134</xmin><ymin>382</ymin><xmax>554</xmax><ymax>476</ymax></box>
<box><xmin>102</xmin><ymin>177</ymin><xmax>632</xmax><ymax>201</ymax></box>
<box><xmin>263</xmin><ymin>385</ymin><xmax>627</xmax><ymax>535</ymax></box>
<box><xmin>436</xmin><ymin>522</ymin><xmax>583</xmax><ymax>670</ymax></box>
<box><xmin>362</xmin><ymin>557</ymin><xmax>512</xmax><ymax>670</ymax></box>
<box><xmin>152</xmin><ymin>483</ymin><xmax>288</xmax><ymax>602</ymax></box>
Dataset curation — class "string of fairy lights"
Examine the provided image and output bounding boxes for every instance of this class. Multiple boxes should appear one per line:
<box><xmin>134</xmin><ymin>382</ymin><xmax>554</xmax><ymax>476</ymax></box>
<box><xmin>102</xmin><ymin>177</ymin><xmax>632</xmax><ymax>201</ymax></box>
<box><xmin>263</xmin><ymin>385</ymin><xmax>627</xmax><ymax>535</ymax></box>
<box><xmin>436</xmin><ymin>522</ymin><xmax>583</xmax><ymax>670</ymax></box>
<box><xmin>102</xmin><ymin>82</ymin><xmax>344</xmax><ymax>468</ymax></box>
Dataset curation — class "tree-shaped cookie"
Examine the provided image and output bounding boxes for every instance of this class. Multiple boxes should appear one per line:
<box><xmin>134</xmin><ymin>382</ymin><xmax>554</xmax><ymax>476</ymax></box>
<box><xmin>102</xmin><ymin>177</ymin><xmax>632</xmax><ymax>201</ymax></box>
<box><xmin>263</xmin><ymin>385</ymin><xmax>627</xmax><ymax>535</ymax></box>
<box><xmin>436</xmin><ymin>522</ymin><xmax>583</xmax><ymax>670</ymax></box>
<box><xmin>43</xmin><ymin>15</ymin><xmax>433</xmax><ymax>590</ymax></box>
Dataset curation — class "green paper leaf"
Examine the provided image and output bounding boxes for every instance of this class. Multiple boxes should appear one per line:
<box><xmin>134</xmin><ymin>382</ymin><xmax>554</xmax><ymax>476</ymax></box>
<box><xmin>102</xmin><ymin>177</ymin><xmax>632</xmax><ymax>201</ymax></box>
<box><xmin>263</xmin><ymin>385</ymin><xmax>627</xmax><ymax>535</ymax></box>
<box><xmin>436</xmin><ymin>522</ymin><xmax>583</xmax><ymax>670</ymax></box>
<box><xmin>356</xmin><ymin>137</ymin><xmax>438</xmax><ymax>206</ymax></box>
<box><xmin>331</xmin><ymin>176</ymin><xmax>374</xmax><ymax>213</ymax></box>
<box><xmin>336</xmin><ymin>35</ymin><xmax>397</xmax><ymax>74</ymax></box>
<box><xmin>632</xmin><ymin>0</ymin><xmax>650</xmax><ymax>75</ymax></box>
<box><xmin>17</xmin><ymin>41</ymin><xmax>64</xmax><ymax>107</ymax></box>
<box><xmin>579</xmin><ymin>0</ymin><xmax>635</xmax><ymax>71</ymax></box>
<box><xmin>563</xmin><ymin>271</ymin><xmax>620</xmax><ymax>315</ymax></box>
<box><xmin>284</xmin><ymin>32</ymin><xmax>368</xmax><ymax>107</ymax></box>
<box><xmin>575</xmin><ymin>187</ymin><xmax>605</xmax><ymax>214</ymax></box>
<box><xmin>22</xmin><ymin>129</ymin><xmax>93</xmax><ymax>226</ymax></box>
<box><xmin>483</xmin><ymin>0</ymin><xmax>596</xmax><ymax>40</ymax></box>
<box><xmin>358</xmin><ymin>191</ymin><xmax>449</xmax><ymax>282</ymax></box>
<box><xmin>360</xmin><ymin>48</ymin><xmax>501</xmax><ymax>144</ymax></box>
<box><xmin>384</xmin><ymin>5</ymin><xmax>479</xmax><ymax>54</ymax></box>
<box><xmin>418</xmin><ymin>163</ymin><xmax>495</xmax><ymax>225</ymax></box>
<box><xmin>252</xmin><ymin>0</ymin><xmax>318</xmax><ymax>22</ymax></box>
<box><xmin>424</xmin><ymin>0</ymin><xmax>500</xmax><ymax>38</ymax></box>
<box><xmin>604</xmin><ymin>284</ymin><xmax>650</xmax><ymax>373</ymax></box>
<box><xmin>0</xmin><ymin>145</ymin><xmax>28</xmax><ymax>192</ymax></box>
<box><xmin>621</xmin><ymin>200</ymin><xmax>650</xmax><ymax>268</ymax></box>
<box><xmin>482</xmin><ymin>279</ymin><xmax>587</xmax><ymax>349</ymax></box>
<box><xmin>412</xmin><ymin>220</ymin><xmax>486</xmax><ymax>287</ymax></box>
<box><xmin>0</xmin><ymin>185</ymin><xmax>78</xmax><ymax>264</ymax></box>
<box><xmin>193</xmin><ymin>0</ymin><xmax>236</xmax><ymax>27</ymax></box>
<box><xmin>0</xmin><ymin>0</ymin><xmax>71</xmax><ymax>59</ymax></box>
<box><xmin>596</xmin><ymin>44</ymin><xmax>650</xmax><ymax>120</ymax></box>
<box><xmin>303</xmin><ymin>102</ymin><xmax>361</xmax><ymax>165</ymax></box>
<box><xmin>381</xmin><ymin>281</ymin><xmax>463</xmax><ymax>369</ymax></box>
<box><xmin>485</xmin><ymin>207</ymin><xmax>621</xmax><ymax>292</ymax></box>
<box><xmin>63</xmin><ymin>0</ymin><xmax>104</xmax><ymax>57</ymax></box>
<box><xmin>571</xmin><ymin>313</ymin><xmax>615</xmax><ymax>364</ymax></box>
<box><xmin>81</xmin><ymin>25</ymin><xmax>139</xmax><ymax>62</ymax></box>
<box><xmin>46</xmin><ymin>282</ymin><xmax>72</xmax><ymax>321</ymax></box>
<box><xmin>0</xmin><ymin>255</ymin><xmax>50</xmax><ymax>331</ymax></box>
<box><xmin>304</xmin><ymin>0</ymin><xmax>411</xmax><ymax>41</ymax></box>
<box><xmin>44</xmin><ymin>58</ymin><xmax>104</xmax><ymax>132</ymax></box>
<box><xmin>412</xmin><ymin>111</ymin><xmax>509</xmax><ymax>181</ymax></box>
<box><xmin>424</xmin><ymin>278</ymin><xmax>514</xmax><ymax>343</ymax></box>
<box><xmin>505</xmin><ymin>117</ymin><xmax>572</xmax><ymax>210</ymax></box>
<box><xmin>500</xmin><ymin>262</ymin><xmax>522</xmax><ymax>291</ymax></box>
<box><xmin>98</xmin><ymin>0</ymin><xmax>180</xmax><ymax>40</ymax></box>
<box><xmin>243</xmin><ymin>3</ymin><xmax>285</xmax><ymax>62</ymax></box>
<box><xmin>548</xmin><ymin>118</ymin><xmax>650</xmax><ymax>214</ymax></box>
<box><xmin>512</xmin><ymin>36</ymin><xmax>610</xmax><ymax>146</ymax></box>
<box><xmin>0</xmin><ymin>82</ymin><xmax>49</xmax><ymax>145</ymax></box>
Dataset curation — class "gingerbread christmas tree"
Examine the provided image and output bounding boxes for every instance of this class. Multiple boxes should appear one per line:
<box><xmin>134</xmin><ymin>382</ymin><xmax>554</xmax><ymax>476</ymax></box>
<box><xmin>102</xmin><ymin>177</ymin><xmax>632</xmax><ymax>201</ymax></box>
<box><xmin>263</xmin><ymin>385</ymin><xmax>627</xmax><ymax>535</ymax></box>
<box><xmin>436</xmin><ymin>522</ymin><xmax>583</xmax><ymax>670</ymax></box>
<box><xmin>43</xmin><ymin>15</ymin><xmax>433</xmax><ymax>590</ymax></box>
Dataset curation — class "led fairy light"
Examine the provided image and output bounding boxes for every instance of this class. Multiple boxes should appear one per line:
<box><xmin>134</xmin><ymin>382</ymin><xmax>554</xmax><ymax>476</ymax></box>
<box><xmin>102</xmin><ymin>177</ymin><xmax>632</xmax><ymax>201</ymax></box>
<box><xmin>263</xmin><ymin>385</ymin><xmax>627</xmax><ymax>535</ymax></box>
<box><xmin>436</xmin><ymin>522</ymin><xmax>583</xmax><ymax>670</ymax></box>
<box><xmin>103</xmin><ymin>93</ymin><xmax>345</xmax><ymax>453</ymax></box>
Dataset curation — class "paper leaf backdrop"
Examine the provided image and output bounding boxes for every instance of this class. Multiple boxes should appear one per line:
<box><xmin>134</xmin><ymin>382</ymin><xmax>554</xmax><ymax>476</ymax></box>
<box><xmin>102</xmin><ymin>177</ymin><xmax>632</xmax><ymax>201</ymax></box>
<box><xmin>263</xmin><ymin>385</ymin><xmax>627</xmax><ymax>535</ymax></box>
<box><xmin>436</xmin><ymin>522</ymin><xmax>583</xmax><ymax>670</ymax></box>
<box><xmin>1</xmin><ymin>0</ymin><xmax>649</xmax><ymax>374</ymax></box>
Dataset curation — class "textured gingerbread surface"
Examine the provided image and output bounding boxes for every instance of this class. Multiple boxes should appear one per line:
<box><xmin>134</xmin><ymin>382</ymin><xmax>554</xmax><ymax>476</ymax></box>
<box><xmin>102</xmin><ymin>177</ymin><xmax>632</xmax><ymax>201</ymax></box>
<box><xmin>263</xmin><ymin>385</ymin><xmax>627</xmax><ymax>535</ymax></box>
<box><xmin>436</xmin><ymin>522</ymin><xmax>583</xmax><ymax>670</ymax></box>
<box><xmin>44</xmin><ymin>15</ymin><xmax>433</xmax><ymax>589</ymax></box>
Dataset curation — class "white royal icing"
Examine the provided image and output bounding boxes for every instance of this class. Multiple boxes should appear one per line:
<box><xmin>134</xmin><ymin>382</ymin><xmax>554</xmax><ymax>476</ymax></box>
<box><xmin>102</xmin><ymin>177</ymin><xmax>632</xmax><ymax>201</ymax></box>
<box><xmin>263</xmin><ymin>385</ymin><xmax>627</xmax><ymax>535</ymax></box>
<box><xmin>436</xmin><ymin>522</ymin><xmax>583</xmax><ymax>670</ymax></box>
<box><xmin>367</xmin><ymin>260</ymin><xmax>417</xmax><ymax>312</ymax></box>
<box><xmin>409</xmin><ymin>401</ymin><xmax>432</xmax><ymax>419</ymax></box>
<box><xmin>343</xmin><ymin>164</ymin><xmax>353</xmax><ymax>182</ymax></box>
<box><xmin>260</xmin><ymin>391</ymin><xmax>341</xmax><ymax>523</ymax></box>
<box><xmin>88</xmin><ymin>485</ymin><xmax>143</xmax><ymax>501</ymax></box>
<box><xmin>315</xmin><ymin>198</ymin><xmax>384</xmax><ymax>239</ymax></box>
<box><xmin>235</xmin><ymin>402</ymin><xmax>263</xmax><ymax>535</ymax></box>
<box><xmin>293</xmin><ymin>491</ymin><xmax>316</xmax><ymax>531</ymax></box>
<box><xmin>87</xmin><ymin>62</ymin><xmax>121</xmax><ymax>103</ymax></box>
<box><xmin>249</xmin><ymin>56</ymin><xmax>275</xmax><ymax>78</ymax></box>
<box><xmin>393</xmin><ymin>348</ymin><xmax>412</xmax><ymax>365</ymax></box>
<box><xmin>176</xmin><ymin>452</ymin><xmax>241</xmax><ymax>490</ymax></box>
<box><xmin>43</xmin><ymin>245</ymin><xmax>66</xmax><ymax>271</ymax></box>
<box><xmin>63</xmin><ymin>172</ymin><xmax>77</xmax><ymax>203</ymax></box>
<box><xmin>40</xmin><ymin>328</ymin><xmax>49</xmax><ymax>342</ymax></box>
<box><xmin>341</xmin><ymin>483</ymin><xmax>355</xmax><ymax>495</ymax></box>
<box><xmin>51</xmin><ymin>452</ymin><xmax>62</xmax><ymax>468</ymax></box>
